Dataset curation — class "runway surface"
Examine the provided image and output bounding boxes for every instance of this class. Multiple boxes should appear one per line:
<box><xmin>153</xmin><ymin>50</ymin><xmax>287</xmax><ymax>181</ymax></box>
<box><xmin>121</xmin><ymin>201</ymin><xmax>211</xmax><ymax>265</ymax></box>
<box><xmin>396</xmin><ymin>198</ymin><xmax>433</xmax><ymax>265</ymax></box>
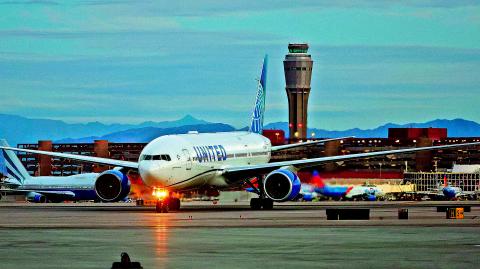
<box><xmin>1</xmin><ymin>201</ymin><xmax>479</xmax><ymax>268</ymax></box>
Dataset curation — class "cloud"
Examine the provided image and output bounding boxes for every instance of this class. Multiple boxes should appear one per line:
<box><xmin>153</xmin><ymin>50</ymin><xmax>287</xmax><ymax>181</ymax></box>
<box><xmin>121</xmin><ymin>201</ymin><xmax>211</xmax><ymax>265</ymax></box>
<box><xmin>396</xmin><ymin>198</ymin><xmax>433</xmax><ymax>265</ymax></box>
<box><xmin>1</xmin><ymin>2</ymin><xmax>479</xmax><ymax>128</ymax></box>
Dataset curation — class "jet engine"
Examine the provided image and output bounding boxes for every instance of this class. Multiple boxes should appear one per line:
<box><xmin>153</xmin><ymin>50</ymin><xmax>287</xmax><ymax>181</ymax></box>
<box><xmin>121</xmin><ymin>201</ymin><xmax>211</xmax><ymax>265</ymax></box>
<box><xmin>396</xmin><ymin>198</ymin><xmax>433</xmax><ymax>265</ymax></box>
<box><xmin>26</xmin><ymin>192</ymin><xmax>47</xmax><ymax>203</ymax></box>
<box><xmin>94</xmin><ymin>170</ymin><xmax>131</xmax><ymax>202</ymax></box>
<box><xmin>364</xmin><ymin>188</ymin><xmax>377</xmax><ymax>201</ymax></box>
<box><xmin>263</xmin><ymin>169</ymin><xmax>301</xmax><ymax>202</ymax></box>
<box><xmin>442</xmin><ymin>187</ymin><xmax>460</xmax><ymax>199</ymax></box>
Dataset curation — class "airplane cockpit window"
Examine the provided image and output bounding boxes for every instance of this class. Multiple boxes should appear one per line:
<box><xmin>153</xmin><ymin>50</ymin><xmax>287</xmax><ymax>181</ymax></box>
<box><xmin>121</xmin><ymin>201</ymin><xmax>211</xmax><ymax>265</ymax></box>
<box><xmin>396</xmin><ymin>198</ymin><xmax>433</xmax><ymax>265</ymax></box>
<box><xmin>141</xmin><ymin>154</ymin><xmax>171</xmax><ymax>161</ymax></box>
<box><xmin>141</xmin><ymin>155</ymin><xmax>152</xmax><ymax>160</ymax></box>
<box><xmin>161</xmin><ymin>155</ymin><xmax>171</xmax><ymax>161</ymax></box>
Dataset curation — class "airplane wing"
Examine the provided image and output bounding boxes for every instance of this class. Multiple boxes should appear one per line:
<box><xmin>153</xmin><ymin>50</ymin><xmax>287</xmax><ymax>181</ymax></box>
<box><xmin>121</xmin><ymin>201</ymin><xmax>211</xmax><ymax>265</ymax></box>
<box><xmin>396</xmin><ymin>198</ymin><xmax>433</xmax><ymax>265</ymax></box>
<box><xmin>0</xmin><ymin>146</ymin><xmax>138</xmax><ymax>169</ymax></box>
<box><xmin>223</xmin><ymin>142</ymin><xmax>480</xmax><ymax>179</ymax></box>
<box><xmin>271</xmin><ymin>136</ymin><xmax>353</xmax><ymax>151</ymax></box>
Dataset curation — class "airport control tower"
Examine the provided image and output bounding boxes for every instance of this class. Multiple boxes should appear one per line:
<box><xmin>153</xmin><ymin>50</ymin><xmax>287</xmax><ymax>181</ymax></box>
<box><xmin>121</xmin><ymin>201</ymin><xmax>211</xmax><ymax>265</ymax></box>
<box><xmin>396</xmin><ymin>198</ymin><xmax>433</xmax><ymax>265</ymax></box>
<box><xmin>284</xmin><ymin>43</ymin><xmax>313</xmax><ymax>140</ymax></box>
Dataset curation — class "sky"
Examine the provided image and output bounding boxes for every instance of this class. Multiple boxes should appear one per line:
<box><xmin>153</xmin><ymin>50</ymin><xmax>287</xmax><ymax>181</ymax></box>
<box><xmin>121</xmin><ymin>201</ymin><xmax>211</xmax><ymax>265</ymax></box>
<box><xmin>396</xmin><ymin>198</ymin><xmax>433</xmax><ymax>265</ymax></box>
<box><xmin>0</xmin><ymin>0</ymin><xmax>479</xmax><ymax>130</ymax></box>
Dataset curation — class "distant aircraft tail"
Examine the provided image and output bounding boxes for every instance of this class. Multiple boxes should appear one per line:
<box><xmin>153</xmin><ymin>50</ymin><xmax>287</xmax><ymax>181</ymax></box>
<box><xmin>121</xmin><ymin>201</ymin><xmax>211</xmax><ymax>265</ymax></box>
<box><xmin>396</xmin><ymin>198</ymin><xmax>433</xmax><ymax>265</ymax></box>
<box><xmin>249</xmin><ymin>55</ymin><xmax>268</xmax><ymax>134</ymax></box>
<box><xmin>0</xmin><ymin>139</ymin><xmax>30</xmax><ymax>184</ymax></box>
<box><xmin>443</xmin><ymin>174</ymin><xmax>448</xmax><ymax>187</ymax></box>
<box><xmin>311</xmin><ymin>170</ymin><xmax>325</xmax><ymax>188</ymax></box>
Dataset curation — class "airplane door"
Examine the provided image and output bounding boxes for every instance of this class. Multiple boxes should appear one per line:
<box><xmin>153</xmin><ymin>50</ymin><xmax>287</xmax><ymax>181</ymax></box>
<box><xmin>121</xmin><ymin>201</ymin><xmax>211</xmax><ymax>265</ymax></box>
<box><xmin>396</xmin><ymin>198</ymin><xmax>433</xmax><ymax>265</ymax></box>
<box><xmin>182</xmin><ymin>149</ymin><xmax>192</xmax><ymax>170</ymax></box>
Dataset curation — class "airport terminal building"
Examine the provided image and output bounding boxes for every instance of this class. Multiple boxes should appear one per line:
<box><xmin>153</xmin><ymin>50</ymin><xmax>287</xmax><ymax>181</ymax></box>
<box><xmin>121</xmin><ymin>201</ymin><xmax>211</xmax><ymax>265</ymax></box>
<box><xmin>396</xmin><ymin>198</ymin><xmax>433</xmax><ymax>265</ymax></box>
<box><xmin>15</xmin><ymin>128</ymin><xmax>480</xmax><ymax>181</ymax></box>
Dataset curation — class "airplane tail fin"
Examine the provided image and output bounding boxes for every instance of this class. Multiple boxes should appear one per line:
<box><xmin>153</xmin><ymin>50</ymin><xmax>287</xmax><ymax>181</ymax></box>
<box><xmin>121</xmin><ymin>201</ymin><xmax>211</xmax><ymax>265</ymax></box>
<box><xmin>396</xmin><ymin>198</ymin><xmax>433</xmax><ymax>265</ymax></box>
<box><xmin>0</xmin><ymin>139</ymin><xmax>30</xmax><ymax>184</ymax></box>
<box><xmin>443</xmin><ymin>174</ymin><xmax>448</xmax><ymax>187</ymax></box>
<box><xmin>311</xmin><ymin>170</ymin><xmax>325</xmax><ymax>188</ymax></box>
<box><xmin>249</xmin><ymin>55</ymin><xmax>268</xmax><ymax>134</ymax></box>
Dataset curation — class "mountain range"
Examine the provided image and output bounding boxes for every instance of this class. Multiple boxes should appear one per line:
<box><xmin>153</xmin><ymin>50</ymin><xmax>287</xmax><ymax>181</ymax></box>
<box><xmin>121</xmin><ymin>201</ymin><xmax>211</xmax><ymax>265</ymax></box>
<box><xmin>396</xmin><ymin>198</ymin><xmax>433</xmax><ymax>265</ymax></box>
<box><xmin>1</xmin><ymin>113</ymin><xmax>480</xmax><ymax>145</ymax></box>
<box><xmin>264</xmin><ymin>118</ymin><xmax>480</xmax><ymax>138</ymax></box>
<box><xmin>56</xmin><ymin>123</ymin><xmax>235</xmax><ymax>143</ymax></box>
<box><xmin>0</xmin><ymin>114</ymin><xmax>211</xmax><ymax>145</ymax></box>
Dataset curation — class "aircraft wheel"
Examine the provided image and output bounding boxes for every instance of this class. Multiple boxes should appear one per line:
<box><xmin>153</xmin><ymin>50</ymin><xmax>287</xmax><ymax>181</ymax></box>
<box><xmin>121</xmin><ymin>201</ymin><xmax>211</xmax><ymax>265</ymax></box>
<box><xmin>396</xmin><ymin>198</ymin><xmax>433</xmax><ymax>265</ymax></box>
<box><xmin>169</xmin><ymin>198</ymin><xmax>181</xmax><ymax>211</ymax></box>
<box><xmin>162</xmin><ymin>203</ymin><xmax>169</xmax><ymax>213</ymax></box>
<box><xmin>155</xmin><ymin>201</ymin><xmax>162</xmax><ymax>213</ymax></box>
<box><xmin>261</xmin><ymin>198</ymin><xmax>274</xmax><ymax>210</ymax></box>
<box><xmin>250</xmin><ymin>198</ymin><xmax>262</xmax><ymax>210</ymax></box>
<box><xmin>156</xmin><ymin>200</ymin><xmax>169</xmax><ymax>213</ymax></box>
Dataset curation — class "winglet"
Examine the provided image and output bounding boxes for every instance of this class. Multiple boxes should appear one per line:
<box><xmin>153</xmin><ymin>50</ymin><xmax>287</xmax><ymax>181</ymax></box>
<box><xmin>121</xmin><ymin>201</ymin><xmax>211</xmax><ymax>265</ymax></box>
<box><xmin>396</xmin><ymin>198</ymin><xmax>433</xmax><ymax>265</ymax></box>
<box><xmin>249</xmin><ymin>55</ymin><xmax>268</xmax><ymax>134</ymax></box>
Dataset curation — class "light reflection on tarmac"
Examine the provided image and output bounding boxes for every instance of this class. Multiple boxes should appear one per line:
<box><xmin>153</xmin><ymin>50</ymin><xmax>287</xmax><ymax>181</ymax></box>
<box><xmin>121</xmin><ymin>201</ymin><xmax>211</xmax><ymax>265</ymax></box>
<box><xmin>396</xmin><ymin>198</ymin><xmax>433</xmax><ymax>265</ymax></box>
<box><xmin>0</xmin><ymin>202</ymin><xmax>479</xmax><ymax>268</ymax></box>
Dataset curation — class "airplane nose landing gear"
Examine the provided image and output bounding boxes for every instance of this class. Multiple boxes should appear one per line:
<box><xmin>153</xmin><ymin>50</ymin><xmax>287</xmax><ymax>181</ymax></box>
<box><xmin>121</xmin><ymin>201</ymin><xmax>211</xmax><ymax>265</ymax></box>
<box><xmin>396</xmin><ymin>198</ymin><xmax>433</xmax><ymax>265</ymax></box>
<box><xmin>153</xmin><ymin>188</ymin><xmax>181</xmax><ymax>213</ymax></box>
<box><xmin>155</xmin><ymin>197</ymin><xmax>181</xmax><ymax>213</ymax></box>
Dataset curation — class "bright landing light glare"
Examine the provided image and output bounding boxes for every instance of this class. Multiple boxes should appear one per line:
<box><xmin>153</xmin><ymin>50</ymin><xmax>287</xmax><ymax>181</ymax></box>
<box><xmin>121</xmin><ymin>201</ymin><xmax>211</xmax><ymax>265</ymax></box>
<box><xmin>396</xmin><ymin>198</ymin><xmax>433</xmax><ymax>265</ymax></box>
<box><xmin>153</xmin><ymin>188</ymin><xmax>169</xmax><ymax>200</ymax></box>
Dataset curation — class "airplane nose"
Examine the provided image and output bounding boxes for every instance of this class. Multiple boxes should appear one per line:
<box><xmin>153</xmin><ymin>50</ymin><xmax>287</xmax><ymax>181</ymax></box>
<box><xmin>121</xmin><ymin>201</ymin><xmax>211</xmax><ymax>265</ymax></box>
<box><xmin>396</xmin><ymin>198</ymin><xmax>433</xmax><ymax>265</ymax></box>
<box><xmin>139</xmin><ymin>161</ymin><xmax>165</xmax><ymax>187</ymax></box>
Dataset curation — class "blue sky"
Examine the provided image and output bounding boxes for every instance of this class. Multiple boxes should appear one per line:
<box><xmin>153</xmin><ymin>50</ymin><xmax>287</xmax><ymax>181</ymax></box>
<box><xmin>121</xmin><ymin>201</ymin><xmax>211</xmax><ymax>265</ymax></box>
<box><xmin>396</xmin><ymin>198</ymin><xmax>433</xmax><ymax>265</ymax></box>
<box><xmin>0</xmin><ymin>1</ymin><xmax>479</xmax><ymax>130</ymax></box>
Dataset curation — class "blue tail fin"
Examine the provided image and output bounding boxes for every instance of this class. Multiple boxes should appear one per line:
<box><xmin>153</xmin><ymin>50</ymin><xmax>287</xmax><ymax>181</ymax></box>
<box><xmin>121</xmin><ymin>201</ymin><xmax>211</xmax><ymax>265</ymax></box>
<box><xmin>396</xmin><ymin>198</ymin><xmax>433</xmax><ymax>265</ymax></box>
<box><xmin>249</xmin><ymin>55</ymin><xmax>268</xmax><ymax>134</ymax></box>
<box><xmin>0</xmin><ymin>139</ymin><xmax>30</xmax><ymax>184</ymax></box>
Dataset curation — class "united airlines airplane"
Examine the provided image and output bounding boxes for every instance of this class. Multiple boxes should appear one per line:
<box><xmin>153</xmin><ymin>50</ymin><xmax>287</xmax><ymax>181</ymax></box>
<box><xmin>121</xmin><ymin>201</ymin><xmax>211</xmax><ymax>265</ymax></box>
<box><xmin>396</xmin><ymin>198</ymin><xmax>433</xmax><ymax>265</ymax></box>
<box><xmin>0</xmin><ymin>140</ymin><xmax>130</xmax><ymax>203</ymax></box>
<box><xmin>1</xmin><ymin>55</ymin><xmax>479</xmax><ymax>212</ymax></box>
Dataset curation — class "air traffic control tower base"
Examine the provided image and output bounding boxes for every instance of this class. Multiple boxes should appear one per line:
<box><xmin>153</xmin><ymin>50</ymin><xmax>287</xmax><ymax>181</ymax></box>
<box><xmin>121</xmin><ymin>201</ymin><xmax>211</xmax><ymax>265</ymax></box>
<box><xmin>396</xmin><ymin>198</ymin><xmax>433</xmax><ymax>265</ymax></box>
<box><xmin>284</xmin><ymin>43</ymin><xmax>313</xmax><ymax>141</ymax></box>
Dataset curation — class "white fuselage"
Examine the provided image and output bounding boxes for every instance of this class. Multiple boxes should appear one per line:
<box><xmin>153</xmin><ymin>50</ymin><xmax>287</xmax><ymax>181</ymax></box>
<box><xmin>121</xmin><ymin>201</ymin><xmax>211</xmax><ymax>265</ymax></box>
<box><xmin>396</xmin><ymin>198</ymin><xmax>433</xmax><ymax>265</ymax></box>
<box><xmin>138</xmin><ymin>131</ymin><xmax>271</xmax><ymax>191</ymax></box>
<box><xmin>344</xmin><ymin>186</ymin><xmax>383</xmax><ymax>199</ymax></box>
<box><xmin>19</xmin><ymin>173</ymin><xmax>98</xmax><ymax>191</ymax></box>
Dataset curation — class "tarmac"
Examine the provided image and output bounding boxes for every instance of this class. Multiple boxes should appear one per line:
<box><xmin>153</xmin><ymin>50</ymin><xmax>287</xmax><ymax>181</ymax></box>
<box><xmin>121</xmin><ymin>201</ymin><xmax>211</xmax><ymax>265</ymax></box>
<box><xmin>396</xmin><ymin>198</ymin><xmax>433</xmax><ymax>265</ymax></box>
<box><xmin>0</xmin><ymin>201</ymin><xmax>479</xmax><ymax>268</ymax></box>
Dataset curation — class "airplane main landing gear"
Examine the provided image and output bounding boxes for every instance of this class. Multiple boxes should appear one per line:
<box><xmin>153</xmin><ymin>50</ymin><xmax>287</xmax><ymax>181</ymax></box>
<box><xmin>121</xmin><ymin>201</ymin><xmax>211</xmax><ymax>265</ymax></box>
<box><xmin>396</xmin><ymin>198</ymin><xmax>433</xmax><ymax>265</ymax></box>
<box><xmin>246</xmin><ymin>177</ymin><xmax>274</xmax><ymax>210</ymax></box>
<box><xmin>250</xmin><ymin>198</ymin><xmax>274</xmax><ymax>210</ymax></box>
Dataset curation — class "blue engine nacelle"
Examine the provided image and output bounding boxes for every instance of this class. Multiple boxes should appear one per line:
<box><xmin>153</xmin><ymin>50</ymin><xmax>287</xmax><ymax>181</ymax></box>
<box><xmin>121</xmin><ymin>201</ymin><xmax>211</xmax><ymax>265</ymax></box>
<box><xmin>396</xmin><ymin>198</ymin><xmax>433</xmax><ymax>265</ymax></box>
<box><xmin>364</xmin><ymin>188</ymin><xmax>377</xmax><ymax>201</ymax></box>
<box><xmin>263</xmin><ymin>169</ymin><xmax>301</xmax><ymax>202</ymax></box>
<box><xmin>442</xmin><ymin>187</ymin><xmax>457</xmax><ymax>199</ymax></box>
<box><xmin>26</xmin><ymin>192</ymin><xmax>47</xmax><ymax>203</ymax></box>
<box><xmin>94</xmin><ymin>170</ymin><xmax>131</xmax><ymax>202</ymax></box>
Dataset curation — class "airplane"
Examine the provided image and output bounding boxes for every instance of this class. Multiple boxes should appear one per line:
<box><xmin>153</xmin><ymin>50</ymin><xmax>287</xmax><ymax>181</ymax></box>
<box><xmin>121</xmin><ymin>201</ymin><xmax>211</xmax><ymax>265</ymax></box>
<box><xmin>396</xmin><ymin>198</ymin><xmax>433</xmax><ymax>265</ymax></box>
<box><xmin>310</xmin><ymin>171</ymin><xmax>383</xmax><ymax>201</ymax></box>
<box><xmin>298</xmin><ymin>183</ymin><xmax>318</xmax><ymax>201</ymax></box>
<box><xmin>439</xmin><ymin>175</ymin><xmax>463</xmax><ymax>199</ymax></box>
<box><xmin>344</xmin><ymin>184</ymin><xmax>384</xmax><ymax>201</ymax></box>
<box><xmin>0</xmin><ymin>139</ymin><xmax>130</xmax><ymax>203</ymax></box>
<box><xmin>418</xmin><ymin>175</ymin><xmax>478</xmax><ymax>200</ymax></box>
<box><xmin>1</xmin><ymin>55</ymin><xmax>479</xmax><ymax>212</ymax></box>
